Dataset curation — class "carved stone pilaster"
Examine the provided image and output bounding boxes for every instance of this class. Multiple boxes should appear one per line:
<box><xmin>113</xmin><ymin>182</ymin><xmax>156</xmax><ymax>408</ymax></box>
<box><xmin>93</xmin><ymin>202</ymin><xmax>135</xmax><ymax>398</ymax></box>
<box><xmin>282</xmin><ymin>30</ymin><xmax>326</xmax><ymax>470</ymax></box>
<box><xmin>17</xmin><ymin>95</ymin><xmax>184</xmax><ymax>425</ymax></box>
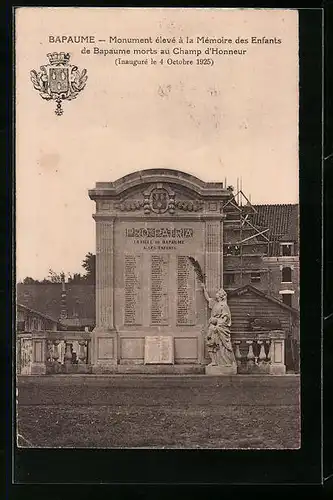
<box><xmin>91</xmin><ymin>216</ymin><xmax>118</xmax><ymax>371</ymax></box>
<box><xmin>95</xmin><ymin>217</ymin><xmax>115</xmax><ymax>330</ymax></box>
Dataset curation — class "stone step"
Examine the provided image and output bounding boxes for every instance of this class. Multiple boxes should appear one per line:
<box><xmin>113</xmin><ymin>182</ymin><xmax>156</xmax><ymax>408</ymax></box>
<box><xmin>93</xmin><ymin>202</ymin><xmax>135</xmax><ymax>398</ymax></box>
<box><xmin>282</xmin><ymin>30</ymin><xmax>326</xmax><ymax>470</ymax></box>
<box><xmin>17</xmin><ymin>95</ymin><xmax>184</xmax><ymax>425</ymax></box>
<box><xmin>93</xmin><ymin>364</ymin><xmax>206</xmax><ymax>375</ymax></box>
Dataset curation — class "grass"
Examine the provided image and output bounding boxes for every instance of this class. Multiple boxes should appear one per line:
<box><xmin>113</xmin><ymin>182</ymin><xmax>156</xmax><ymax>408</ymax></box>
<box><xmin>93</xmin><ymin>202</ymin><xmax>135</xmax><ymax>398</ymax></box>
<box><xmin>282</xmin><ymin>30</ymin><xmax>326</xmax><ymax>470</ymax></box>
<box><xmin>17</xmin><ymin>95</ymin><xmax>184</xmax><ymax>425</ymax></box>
<box><xmin>16</xmin><ymin>375</ymin><xmax>300</xmax><ymax>449</ymax></box>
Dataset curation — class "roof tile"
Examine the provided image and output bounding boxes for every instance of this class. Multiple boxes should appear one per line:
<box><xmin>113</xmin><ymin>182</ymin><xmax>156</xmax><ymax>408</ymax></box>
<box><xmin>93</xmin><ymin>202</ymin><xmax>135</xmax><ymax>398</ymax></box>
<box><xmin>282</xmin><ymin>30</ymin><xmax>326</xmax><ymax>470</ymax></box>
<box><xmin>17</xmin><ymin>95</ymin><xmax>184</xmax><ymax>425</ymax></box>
<box><xmin>251</xmin><ymin>204</ymin><xmax>299</xmax><ymax>255</ymax></box>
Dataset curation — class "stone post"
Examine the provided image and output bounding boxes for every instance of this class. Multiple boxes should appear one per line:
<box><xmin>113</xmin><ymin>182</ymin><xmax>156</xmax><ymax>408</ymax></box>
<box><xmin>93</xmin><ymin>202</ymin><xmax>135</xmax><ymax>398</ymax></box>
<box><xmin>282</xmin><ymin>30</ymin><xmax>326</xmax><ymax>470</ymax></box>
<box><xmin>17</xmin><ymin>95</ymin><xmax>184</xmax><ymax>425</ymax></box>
<box><xmin>17</xmin><ymin>334</ymin><xmax>32</xmax><ymax>375</ymax></box>
<box><xmin>268</xmin><ymin>330</ymin><xmax>286</xmax><ymax>375</ymax></box>
<box><xmin>30</xmin><ymin>333</ymin><xmax>47</xmax><ymax>375</ymax></box>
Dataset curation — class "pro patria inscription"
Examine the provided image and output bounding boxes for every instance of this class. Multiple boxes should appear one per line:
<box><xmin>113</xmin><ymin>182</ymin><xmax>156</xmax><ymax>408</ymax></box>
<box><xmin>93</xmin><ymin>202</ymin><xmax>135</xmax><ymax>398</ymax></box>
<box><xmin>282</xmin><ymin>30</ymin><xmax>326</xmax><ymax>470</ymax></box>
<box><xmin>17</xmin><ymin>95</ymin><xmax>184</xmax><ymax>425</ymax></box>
<box><xmin>125</xmin><ymin>226</ymin><xmax>194</xmax><ymax>251</ymax></box>
<box><xmin>144</xmin><ymin>336</ymin><xmax>174</xmax><ymax>364</ymax></box>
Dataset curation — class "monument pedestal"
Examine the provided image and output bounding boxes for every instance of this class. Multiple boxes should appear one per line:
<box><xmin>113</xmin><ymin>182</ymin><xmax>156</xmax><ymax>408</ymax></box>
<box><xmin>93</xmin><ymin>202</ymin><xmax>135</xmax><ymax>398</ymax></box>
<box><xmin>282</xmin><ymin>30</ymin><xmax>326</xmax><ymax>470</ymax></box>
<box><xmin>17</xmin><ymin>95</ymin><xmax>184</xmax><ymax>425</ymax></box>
<box><xmin>205</xmin><ymin>363</ymin><xmax>237</xmax><ymax>376</ymax></box>
<box><xmin>269</xmin><ymin>363</ymin><xmax>286</xmax><ymax>375</ymax></box>
<box><xmin>90</xmin><ymin>328</ymin><xmax>118</xmax><ymax>373</ymax></box>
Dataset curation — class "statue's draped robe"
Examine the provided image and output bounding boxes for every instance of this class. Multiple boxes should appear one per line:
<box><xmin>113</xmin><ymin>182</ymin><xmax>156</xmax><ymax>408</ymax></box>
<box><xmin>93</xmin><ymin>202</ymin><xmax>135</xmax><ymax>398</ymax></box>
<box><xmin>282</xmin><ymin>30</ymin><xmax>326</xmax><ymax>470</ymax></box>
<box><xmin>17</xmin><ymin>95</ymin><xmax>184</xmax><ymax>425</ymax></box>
<box><xmin>207</xmin><ymin>298</ymin><xmax>236</xmax><ymax>366</ymax></box>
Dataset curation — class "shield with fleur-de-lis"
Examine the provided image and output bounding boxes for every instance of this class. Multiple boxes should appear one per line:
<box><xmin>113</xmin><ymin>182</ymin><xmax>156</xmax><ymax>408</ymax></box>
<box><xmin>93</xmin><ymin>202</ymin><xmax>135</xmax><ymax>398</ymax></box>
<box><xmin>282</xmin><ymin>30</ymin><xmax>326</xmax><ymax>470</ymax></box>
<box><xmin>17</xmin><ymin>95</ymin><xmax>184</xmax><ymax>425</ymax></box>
<box><xmin>30</xmin><ymin>52</ymin><xmax>88</xmax><ymax>116</ymax></box>
<box><xmin>150</xmin><ymin>188</ymin><xmax>169</xmax><ymax>214</ymax></box>
<box><xmin>49</xmin><ymin>67</ymin><xmax>70</xmax><ymax>93</ymax></box>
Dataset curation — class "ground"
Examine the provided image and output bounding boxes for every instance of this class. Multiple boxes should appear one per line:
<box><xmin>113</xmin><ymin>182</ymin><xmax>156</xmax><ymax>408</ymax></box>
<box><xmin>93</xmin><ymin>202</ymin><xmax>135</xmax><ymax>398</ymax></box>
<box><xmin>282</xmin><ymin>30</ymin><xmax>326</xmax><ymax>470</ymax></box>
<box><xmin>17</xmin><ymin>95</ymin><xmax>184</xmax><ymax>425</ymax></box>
<box><xmin>16</xmin><ymin>374</ymin><xmax>300</xmax><ymax>449</ymax></box>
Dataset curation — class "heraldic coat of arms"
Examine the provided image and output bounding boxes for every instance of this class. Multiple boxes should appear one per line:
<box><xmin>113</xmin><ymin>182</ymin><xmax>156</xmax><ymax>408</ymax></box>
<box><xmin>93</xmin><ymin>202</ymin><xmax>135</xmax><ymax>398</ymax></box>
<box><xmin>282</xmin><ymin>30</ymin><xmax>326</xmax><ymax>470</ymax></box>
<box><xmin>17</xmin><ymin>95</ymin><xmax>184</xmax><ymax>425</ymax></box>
<box><xmin>30</xmin><ymin>52</ymin><xmax>88</xmax><ymax>116</ymax></box>
<box><xmin>150</xmin><ymin>188</ymin><xmax>169</xmax><ymax>214</ymax></box>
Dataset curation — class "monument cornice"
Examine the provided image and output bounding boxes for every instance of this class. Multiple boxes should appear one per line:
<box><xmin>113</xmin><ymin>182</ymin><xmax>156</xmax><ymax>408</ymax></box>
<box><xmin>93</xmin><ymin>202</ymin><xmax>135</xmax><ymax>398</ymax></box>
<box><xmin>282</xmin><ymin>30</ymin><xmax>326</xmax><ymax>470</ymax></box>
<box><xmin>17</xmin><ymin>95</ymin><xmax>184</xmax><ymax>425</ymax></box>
<box><xmin>89</xmin><ymin>168</ymin><xmax>232</xmax><ymax>200</ymax></box>
<box><xmin>92</xmin><ymin>214</ymin><xmax>116</xmax><ymax>222</ymax></box>
<box><xmin>93</xmin><ymin>213</ymin><xmax>226</xmax><ymax>221</ymax></box>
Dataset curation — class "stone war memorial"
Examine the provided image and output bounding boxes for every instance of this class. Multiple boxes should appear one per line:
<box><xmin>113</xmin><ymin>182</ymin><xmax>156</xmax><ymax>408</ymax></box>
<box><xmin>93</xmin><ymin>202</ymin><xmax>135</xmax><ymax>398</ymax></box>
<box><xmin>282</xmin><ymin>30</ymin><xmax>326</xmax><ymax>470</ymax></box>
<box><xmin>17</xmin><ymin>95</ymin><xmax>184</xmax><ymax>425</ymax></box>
<box><xmin>87</xmin><ymin>168</ymin><xmax>276</xmax><ymax>375</ymax></box>
<box><xmin>89</xmin><ymin>168</ymin><xmax>233</xmax><ymax>374</ymax></box>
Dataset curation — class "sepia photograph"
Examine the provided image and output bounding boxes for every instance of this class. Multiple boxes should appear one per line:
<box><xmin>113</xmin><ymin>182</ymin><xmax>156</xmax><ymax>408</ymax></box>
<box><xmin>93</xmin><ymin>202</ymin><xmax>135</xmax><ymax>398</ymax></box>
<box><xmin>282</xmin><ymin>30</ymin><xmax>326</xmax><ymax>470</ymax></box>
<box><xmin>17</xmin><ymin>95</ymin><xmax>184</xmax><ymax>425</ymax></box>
<box><xmin>15</xmin><ymin>7</ymin><xmax>300</xmax><ymax>450</ymax></box>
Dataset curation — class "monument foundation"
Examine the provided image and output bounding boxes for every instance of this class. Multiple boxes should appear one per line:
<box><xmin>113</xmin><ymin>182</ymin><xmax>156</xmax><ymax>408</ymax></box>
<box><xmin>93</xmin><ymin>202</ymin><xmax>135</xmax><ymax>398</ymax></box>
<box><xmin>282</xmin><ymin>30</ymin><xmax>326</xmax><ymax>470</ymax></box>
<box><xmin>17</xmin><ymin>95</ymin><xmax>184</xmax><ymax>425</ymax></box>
<box><xmin>205</xmin><ymin>364</ymin><xmax>237</xmax><ymax>376</ymax></box>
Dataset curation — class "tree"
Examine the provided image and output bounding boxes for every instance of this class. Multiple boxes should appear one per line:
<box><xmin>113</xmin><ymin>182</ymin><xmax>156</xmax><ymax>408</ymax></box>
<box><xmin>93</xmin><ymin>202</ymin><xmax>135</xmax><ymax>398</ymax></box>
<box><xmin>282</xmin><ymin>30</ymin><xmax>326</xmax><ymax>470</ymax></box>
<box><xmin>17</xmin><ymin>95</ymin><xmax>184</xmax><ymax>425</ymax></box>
<box><xmin>22</xmin><ymin>277</ymin><xmax>38</xmax><ymax>284</ymax></box>
<box><xmin>20</xmin><ymin>253</ymin><xmax>96</xmax><ymax>286</ymax></box>
<box><xmin>47</xmin><ymin>269</ymin><xmax>66</xmax><ymax>283</ymax></box>
<box><xmin>82</xmin><ymin>252</ymin><xmax>96</xmax><ymax>284</ymax></box>
<box><xmin>68</xmin><ymin>272</ymin><xmax>84</xmax><ymax>284</ymax></box>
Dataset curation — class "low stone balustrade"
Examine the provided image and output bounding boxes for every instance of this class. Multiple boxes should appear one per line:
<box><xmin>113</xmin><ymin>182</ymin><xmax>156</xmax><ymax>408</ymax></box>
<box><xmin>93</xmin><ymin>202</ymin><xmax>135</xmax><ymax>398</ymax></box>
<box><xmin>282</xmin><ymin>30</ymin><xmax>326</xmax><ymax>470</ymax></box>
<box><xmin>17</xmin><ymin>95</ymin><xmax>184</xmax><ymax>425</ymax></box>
<box><xmin>232</xmin><ymin>330</ymin><xmax>286</xmax><ymax>375</ymax></box>
<box><xmin>17</xmin><ymin>331</ymin><xmax>92</xmax><ymax>375</ymax></box>
<box><xmin>17</xmin><ymin>330</ymin><xmax>286</xmax><ymax>375</ymax></box>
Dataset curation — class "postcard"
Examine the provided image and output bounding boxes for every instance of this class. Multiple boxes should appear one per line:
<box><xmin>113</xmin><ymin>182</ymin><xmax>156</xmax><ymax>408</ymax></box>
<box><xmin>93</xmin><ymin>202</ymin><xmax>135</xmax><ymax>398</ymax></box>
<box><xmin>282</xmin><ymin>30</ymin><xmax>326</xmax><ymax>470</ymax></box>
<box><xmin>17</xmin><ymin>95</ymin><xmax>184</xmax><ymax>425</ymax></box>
<box><xmin>15</xmin><ymin>7</ymin><xmax>300</xmax><ymax>450</ymax></box>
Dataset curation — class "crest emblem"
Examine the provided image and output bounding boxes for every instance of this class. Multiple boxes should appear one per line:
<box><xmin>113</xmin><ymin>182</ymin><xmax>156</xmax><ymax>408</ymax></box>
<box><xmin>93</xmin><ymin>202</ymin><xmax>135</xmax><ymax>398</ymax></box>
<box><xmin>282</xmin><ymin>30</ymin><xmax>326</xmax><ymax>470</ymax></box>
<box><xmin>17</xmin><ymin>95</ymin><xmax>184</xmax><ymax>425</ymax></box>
<box><xmin>150</xmin><ymin>188</ymin><xmax>169</xmax><ymax>214</ymax></box>
<box><xmin>30</xmin><ymin>52</ymin><xmax>88</xmax><ymax>116</ymax></box>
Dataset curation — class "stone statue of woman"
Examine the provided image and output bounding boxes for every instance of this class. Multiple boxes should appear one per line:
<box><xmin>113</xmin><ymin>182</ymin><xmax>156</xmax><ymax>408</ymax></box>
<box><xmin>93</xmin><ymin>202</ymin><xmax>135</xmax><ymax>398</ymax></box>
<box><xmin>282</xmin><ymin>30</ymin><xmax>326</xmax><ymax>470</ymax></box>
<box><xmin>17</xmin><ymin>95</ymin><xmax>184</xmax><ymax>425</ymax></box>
<box><xmin>201</xmin><ymin>283</ymin><xmax>237</xmax><ymax>372</ymax></box>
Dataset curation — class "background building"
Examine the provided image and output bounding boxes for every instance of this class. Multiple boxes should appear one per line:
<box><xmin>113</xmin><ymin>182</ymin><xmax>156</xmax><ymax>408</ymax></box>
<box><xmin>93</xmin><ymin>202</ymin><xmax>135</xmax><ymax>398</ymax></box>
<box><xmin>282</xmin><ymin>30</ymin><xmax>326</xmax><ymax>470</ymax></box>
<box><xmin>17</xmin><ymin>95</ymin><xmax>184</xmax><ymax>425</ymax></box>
<box><xmin>17</xmin><ymin>303</ymin><xmax>62</xmax><ymax>333</ymax></box>
<box><xmin>17</xmin><ymin>283</ymin><xmax>95</xmax><ymax>332</ymax></box>
<box><xmin>223</xmin><ymin>192</ymin><xmax>299</xmax><ymax>310</ymax></box>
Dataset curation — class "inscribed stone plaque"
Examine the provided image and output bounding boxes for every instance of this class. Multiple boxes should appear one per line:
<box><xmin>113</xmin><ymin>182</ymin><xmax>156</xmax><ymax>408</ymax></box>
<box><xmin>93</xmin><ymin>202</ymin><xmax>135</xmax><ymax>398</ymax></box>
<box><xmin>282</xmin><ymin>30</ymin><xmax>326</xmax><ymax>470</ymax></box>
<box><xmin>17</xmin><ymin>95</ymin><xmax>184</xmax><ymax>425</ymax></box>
<box><xmin>151</xmin><ymin>254</ymin><xmax>169</xmax><ymax>325</ymax></box>
<box><xmin>124</xmin><ymin>253</ymin><xmax>142</xmax><ymax>325</ymax></box>
<box><xmin>144</xmin><ymin>336</ymin><xmax>174</xmax><ymax>364</ymax></box>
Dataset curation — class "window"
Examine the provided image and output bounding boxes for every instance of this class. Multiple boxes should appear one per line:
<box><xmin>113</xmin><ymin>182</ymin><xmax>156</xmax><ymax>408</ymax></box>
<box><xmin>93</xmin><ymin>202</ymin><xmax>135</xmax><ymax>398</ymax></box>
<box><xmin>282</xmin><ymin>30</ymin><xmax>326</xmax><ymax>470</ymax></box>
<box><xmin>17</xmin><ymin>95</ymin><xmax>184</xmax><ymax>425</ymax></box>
<box><xmin>280</xmin><ymin>243</ymin><xmax>294</xmax><ymax>256</ymax></box>
<box><xmin>250</xmin><ymin>272</ymin><xmax>261</xmax><ymax>283</ymax></box>
<box><xmin>226</xmin><ymin>245</ymin><xmax>240</xmax><ymax>256</ymax></box>
<box><xmin>224</xmin><ymin>273</ymin><xmax>235</xmax><ymax>286</ymax></box>
<box><xmin>282</xmin><ymin>293</ymin><xmax>292</xmax><ymax>307</ymax></box>
<box><xmin>282</xmin><ymin>267</ymin><xmax>292</xmax><ymax>283</ymax></box>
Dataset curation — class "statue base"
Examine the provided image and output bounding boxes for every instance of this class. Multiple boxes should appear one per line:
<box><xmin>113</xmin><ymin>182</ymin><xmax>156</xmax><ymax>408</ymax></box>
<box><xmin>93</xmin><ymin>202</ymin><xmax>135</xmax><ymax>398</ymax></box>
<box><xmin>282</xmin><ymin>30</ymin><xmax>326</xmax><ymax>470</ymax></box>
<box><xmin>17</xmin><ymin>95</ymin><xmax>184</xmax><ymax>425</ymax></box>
<box><xmin>205</xmin><ymin>363</ymin><xmax>237</xmax><ymax>376</ymax></box>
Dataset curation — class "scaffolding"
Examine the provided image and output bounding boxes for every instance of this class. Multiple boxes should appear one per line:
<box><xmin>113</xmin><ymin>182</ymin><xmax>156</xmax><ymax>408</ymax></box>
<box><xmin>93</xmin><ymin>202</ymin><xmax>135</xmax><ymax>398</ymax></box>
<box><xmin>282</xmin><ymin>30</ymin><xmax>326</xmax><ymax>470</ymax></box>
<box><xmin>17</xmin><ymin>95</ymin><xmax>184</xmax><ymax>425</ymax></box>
<box><xmin>222</xmin><ymin>178</ymin><xmax>269</xmax><ymax>288</ymax></box>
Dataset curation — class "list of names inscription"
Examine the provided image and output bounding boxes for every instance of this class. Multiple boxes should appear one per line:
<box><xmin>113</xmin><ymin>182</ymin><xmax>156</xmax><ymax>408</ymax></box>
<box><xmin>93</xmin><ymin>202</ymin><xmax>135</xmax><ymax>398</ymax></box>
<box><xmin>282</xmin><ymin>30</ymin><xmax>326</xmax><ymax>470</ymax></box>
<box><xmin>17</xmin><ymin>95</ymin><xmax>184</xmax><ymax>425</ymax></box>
<box><xmin>151</xmin><ymin>254</ymin><xmax>169</xmax><ymax>325</ymax></box>
<box><xmin>124</xmin><ymin>254</ymin><xmax>142</xmax><ymax>325</ymax></box>
<box><xmin>177</xmin><ymin>256</ymin><xmax>196</xmax><ymax>325</ymax></box>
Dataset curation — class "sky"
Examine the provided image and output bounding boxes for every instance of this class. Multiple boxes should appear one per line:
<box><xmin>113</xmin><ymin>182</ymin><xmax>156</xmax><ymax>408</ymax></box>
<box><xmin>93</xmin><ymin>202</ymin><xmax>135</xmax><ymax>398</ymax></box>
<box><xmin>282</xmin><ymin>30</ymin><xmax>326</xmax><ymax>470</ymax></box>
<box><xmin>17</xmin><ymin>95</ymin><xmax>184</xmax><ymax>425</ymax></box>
<box><xmin>15</xmin><ymin>8</ymin><xmax>299</xmax><ymax>281</ymax></box>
